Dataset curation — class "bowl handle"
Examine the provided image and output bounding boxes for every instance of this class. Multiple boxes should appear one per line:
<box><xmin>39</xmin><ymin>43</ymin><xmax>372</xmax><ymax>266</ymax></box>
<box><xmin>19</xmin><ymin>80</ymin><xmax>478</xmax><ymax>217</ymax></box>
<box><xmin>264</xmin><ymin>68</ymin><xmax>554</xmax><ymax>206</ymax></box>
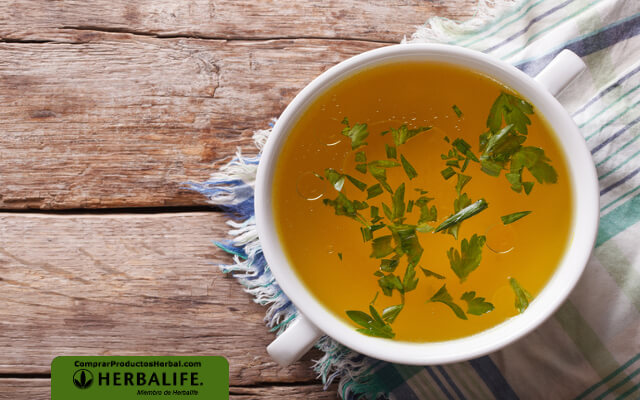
<box><xmin>267</xmin><ymin>313</ymin><xmax>323</xmax><ymax>366</ymax></box>
<box><xmin>534</xmin><ymin>49</ymin><xmax>586</xmax><ymax>96</ymax></box>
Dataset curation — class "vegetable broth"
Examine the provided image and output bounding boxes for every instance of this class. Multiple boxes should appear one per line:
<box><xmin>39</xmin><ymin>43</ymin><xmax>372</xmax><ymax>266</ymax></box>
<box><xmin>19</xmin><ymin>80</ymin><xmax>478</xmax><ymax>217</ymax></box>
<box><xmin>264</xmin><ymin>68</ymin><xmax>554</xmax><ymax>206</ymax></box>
<box><xmin>272</xmin><ymin>62</ymin><xmax>572</xmax><ymax>342</ymax></box>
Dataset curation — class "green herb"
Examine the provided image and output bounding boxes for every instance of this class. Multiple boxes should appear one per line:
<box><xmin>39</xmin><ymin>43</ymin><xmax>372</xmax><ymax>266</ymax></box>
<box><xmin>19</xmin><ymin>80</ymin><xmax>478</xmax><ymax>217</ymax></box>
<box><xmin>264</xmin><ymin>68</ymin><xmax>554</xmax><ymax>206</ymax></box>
<box><xmin>482</xmin><ymin>124</ymin><xmax>514</xmax><ymax>156</ymax></box>
<box><xmin>486</xmin><ymin>92</ymin><xmax>534</xmax><ymax>135</ymax></box>
<box><xmin>484</xmin><ymin>133</ymin><xmax>524</xmax><ymax>163</ymax></box>
<box><xmin>441</xmin><ymin>167</ymin><xmax>456</xmax><ymax>180</ymax></box>
<box><xmin>479</xmin><ymin>92</ymin><xmax>559</xmax><ymax>194</ymax></box>
<box><xmin>370</xmin><ymin>206</ymin><xmax>380</xmax><ymax>220</ymax></box>
<box><xmin>370</xmin><ymin>292</ymin><xmax>379</xmax><ymax>305</ymax></box>
<box><xmin>416</xmin><ymin>195</ymin><xmax>434</xmax><ymax>204</ymax></box>
<box><xmin>452</xmin><ymin>138</ymin><xmax>471</xmax><ymax>153</ymax></box>
<box><xmin>353</xmin><ymin>200</ymin><xmax>369</xmax><ymax>211</ymax></box>
<box><xmin>447</xmin><ymin>234</ymin><xmax>486</xmax><ymax>282</ymax></box>
<box><xmin>452</xmin><ymin>104</ymin><xmax>463</xmax><ymax>118</ymax></box>
<box><xmin>523</xmin><ymin>181</ymin><xmax>534</xmax><ymax>194</ymax></box>
<box><xmin>388</xmin><ymin>224</ymin><xmax>423</xmax><ymax>264</ymax></box>
<box><xmin>460</xmin><ymin>291</ymin><xmax>494</xmax><ymax>315</ymax></box>
<box><xmin>414</xmin><ymin>188</ymin><xmax>429</xmax><ymax>194</ymax></box>
<box><xmin>355</xmin><ymin>151</ymin><xmax>367</xmax><ymax>163</ymax></box>
<box><xmin>446</xmin><ymin>160</ymin><xmax>460</xmax><ymax>168</ymax></box>
<box><xmin>453</xmin><ymin>193</ymin><xmax>471</xmax><ymax>212</ymax></box>
<box><xmin>325</xmin><ymin>168</ymin><xmax>345</xmax><ymax>191</ymax></box>
<box><xmin>402</xmin><ymin>262</ymin><xmax>419</xmax><ymax>293</ymax></box>
<box><xmin>445</xmin><ymin>193</ymin><xmax>472</xmax><ymax>239</ymax></box>
<box><xmin>480</xmin><ymin>158</ymin><xmax>503</xmax><ymax>177</ymax></box>
<box><xmin>420</xmin><ymin>267</ymin><xmax>445</xmax><ymax>280</ymax></box>
<box><xmin>360</xmin><ymin>226</ymin><xmax>373</xmax><ymax>242</ymax></box>
<box><xmin>371</xmin><ymin>159</ymin><xmax>401</xmax><ymax>168</ymax></box>
<box><xmin>341</xmin><ymin>118</ymin><xmax>369</xmax><ymax>149</ymax></box>
<box><xmin>382</xmin><ymin>304</ymin><xmax>404</xmax><ymax>324</ymax></box>
<box><xmin>371</xmin><ymin>235</ymin><xmax>394</xmax><ymax>258</ymax></box>
<box><xmin>367</xmin><ymin>184</ymin><xmax>384</xmax><ymax>199</ymax></box>
<box><xmin>501</xmin><ymin>211</ymin><xmax>532</xmax><ymax>225</ymax></box>
<box><xmin>452</xmin><ymin>138</ymin><xmax>478</xmax><ymax>162</ymax></box>
<box><xmin>323</xmin><ymin>193</ymin><xmax>367</xmax><ymax>225</ymax></box>
<box><xmin>386</xmin><ymin>144</ymin><xmax>397</xmax><ymax>159</ymax></box>
<box><xmin>382</xmin><ymin>202</ymin><xmax>393</xmax><ymax>220</ymax></box>
<box><xmin>509</xmin><ymin>277</ymin><xmax>532</xmax><ymax>313</ymax></box>
<box><xmin>441</xmin><ymin>149</ymin><xmax>456</xmax><ymax>161</ymax></box>
<box><xmin>416</xmin><ymin>223</ymin><xmax>435</xmax><ymax>233</ymax></box>
<box><xmin>378</xmin><ymin>273</ymin><xmax>403</xmax><ymax>296</ymax></box>
<box><xmin>455</xmin><ymin>173</ymin><xmax>472</xmax><ymax>195</ymax></box>
<box><xmin>392</xmin><ymin>183</ymin><xmax>405</xmax><ymax>220</ymax></box>
<box><xmin>481</xmin><ymin>136</ymin><xmax>523</xmax><ymax>178</ymax></box>
<box><xmin>511</xmin><ymin>146</ymin><xmax>558</xmax><ymax>185</ymax></box>
<box><xmin>427</xmin><ymin>285</ymin><xmax>467</xmax><ymax>320</ymax></box>
<box><xmin>417</xmin><ymin>198</ymin><xmax>437</xmax><ymax>225</ymax></box>
<box><xmin>338</xmin><ymin>252</ymin><xmax>343</xmax><ymax>261</ymax></box>
<box><xmin>461</xmin><ymin>158</ymin><xmax>470</xmax><ymax>172</ymax></box>
<box><xmin>380</xmin><ymin>258</ymin><xmax>399</xmax><ymax>272</ymax></box>
<box><xmin>390</xmin><ymin>124</ymin><xmax>432</xmax><ymax>146</ymax></box>
<box><xmin>355</xmin><ymin>163</ymin><xmax>367</xmax><ymax>174</ymax></box>
<box><xmin>400</xmin><ymin>154</ymin><xmax>418</xmax><ymax>180</ymax></box>
<box><xmin>407</xmin><ymin>200</ymin><xmax>414</xmax><ymax>213</ymax></box>
<box><xmin>346</xmin><ymin>305</ymin><xmax>395</xmax><ymax>338</ymax></box>
<box><xmin>346</xmin><ymin>175</ymin><xmax>367</xmax><ymax>191</ymax></box>
<box><xmin>444</xmin><ymin>136</ymin><xmax>450</xmax><ymax>143</ymax></box>
<box><xmin>370</xmin><ymin>223</ymin><xmax>385</xmax><ymax>232</ymax></box>
<box><xmin>368</xmin><ymin>160</ymin><xmax>400</xmax><ymax>193</ymax></box>
<box><xmin>435</xmin><ymin>199</ymin><xmax>488</xmax><ymax>233</ymax></box>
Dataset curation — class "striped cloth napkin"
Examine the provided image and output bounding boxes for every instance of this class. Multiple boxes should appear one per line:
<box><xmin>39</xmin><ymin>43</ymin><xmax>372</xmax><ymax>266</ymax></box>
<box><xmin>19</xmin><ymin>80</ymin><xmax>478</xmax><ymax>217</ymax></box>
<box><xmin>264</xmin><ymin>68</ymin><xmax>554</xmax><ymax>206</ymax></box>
<box><xmin>189</xmin><ymin>0</ymin><xmax>640</xmax><ymax>398</ymax></box>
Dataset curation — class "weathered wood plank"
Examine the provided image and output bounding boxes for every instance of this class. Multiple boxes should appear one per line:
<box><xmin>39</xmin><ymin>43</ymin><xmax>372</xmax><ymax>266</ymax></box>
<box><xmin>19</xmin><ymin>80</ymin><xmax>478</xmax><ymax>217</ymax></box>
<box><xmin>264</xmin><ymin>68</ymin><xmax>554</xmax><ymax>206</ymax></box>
<box><xmin>0</xmin><ymin>0</ymin><xmax>479</xmax><ymax>210</ymax></box>
<box><xmin>0</xmin><ymin>379</ymin><xmax>338</xmax><ymax>399</ymax></box>
<box><xmin>230</xmin><ymin>384</ymin><xmax>338</xmax><ymax>399</ymax></box>
<box><xmin>0</xmin><ymin>213</ymin><xmax>327</xmax><ymax>385</ymax></box>
<box><xmin>0</xmin><ymin>379</ymin><xmax>49</xmax><ymax>400</ymax></box>
<box><xmin>0</xmin><ymin>37</ymin><xmax>381</xmax><ymax>209</ymax></box>
<box><xmin>1</xmin><ymin>0</ymin><xmax>477</xmax><ymax>43</ymax></box>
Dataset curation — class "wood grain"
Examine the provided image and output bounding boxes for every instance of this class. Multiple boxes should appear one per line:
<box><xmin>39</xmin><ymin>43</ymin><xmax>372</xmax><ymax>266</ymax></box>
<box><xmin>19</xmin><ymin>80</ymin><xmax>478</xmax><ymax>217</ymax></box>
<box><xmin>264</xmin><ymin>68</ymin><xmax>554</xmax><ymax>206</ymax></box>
<box><xmin>1</xmin><ymin>0</ymin><xmax>476</xmax><ymax>43</ymax></box>
<box><xmin>230</xmin><ymin>384</ymin><xmax>338</xmax><ymax>399</ymax></box>
<box><xmin>0</xmin><ymin>0</ymin><xmax>478</xmax><ymax>210</ymax></box>
<box><xmin>0</xmin><ymin>379</ymin><xmax>49</xmax><ymax>400</ymax></box>
<box><xmin>0</xmin><ymin>379</ymin><xmax>338</xmax><ymax>399</ymax></box>
<box><xmin>0</xmin><ymin>213</ymin><xmax>327</xmax><ymax>385</ymax></box>
<box><xmin>0</xmin><ymin>37</ymin><xmax>380</xmax><ymax>209</ymax></box>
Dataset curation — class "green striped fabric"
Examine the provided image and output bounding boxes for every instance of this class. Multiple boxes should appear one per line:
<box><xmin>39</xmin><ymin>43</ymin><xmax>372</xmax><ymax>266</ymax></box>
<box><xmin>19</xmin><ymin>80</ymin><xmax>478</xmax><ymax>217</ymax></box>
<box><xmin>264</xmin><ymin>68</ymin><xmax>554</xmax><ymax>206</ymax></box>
<box><xmin>352</xmin><ymin>0</ymin><xmax>640</xmax><ymax>398</ymax></box>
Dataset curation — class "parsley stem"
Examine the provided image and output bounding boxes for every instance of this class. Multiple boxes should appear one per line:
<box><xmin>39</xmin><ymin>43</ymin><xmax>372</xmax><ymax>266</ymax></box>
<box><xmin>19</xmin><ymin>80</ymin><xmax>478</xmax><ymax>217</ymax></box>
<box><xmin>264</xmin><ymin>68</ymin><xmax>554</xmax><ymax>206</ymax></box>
<box><xmin>434</xmin><ymin>199</ymin><xmax>488</xmax><ymax>233</ymax></box>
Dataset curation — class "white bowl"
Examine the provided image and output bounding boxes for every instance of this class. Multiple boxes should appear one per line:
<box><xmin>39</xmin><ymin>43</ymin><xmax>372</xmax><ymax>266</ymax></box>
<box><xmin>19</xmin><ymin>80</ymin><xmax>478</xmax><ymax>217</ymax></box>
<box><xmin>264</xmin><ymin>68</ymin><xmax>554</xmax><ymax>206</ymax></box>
<box><xmin>255</xmin><ymin>44</ymin><xmax>599</xmax><ymax>366</ymax></box>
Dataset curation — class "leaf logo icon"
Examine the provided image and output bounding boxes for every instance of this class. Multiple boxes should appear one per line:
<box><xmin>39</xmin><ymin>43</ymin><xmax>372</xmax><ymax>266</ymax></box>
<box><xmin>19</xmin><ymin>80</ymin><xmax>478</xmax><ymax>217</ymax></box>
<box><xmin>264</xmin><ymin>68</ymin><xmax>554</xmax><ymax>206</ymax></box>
<box><xmin>72</xmin><ymin>369</ymin><xmax>94</xmax><ymax>389</ymax></box>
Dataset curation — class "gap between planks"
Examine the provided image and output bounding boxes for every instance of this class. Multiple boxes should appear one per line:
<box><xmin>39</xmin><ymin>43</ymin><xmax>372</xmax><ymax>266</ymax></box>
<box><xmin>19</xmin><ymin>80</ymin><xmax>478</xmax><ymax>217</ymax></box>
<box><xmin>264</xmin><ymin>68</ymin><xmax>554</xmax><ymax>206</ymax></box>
<box><xmin>0</xmin><ymin>378</ymin><xmax>338</xmax><ymax>399</ymax></box>
<box><xmin>61</xmin><ymin>25</ymin><xmax>399</xmax><ymax>44</ymax></box>
<box><xmin>0</xmin><ymin>206</ymin><xmax>222</xmax><ymax>215</ymax></box>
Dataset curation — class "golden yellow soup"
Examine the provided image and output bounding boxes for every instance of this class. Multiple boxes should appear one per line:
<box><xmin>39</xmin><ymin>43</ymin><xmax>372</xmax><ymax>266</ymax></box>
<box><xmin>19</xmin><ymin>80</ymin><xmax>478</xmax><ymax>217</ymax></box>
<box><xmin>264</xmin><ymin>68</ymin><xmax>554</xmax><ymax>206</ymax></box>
<box><xmin>272</xmin><ymin>62</ymin><xmax>572</xmax><ymax>342</ymax></box>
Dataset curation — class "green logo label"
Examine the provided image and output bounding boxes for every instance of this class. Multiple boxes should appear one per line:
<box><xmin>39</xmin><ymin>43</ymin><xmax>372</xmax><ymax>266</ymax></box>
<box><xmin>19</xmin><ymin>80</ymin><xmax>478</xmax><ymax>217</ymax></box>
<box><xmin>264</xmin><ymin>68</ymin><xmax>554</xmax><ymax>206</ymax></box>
<box><xmin>72</xmin><ymin>369</ymin><xmax>94</xmax><ymax>389</ymax></box>
<box><xmin>52</xmin><ymin>356</ymin><xmax>228</xmax><ymax>399</ymax></box>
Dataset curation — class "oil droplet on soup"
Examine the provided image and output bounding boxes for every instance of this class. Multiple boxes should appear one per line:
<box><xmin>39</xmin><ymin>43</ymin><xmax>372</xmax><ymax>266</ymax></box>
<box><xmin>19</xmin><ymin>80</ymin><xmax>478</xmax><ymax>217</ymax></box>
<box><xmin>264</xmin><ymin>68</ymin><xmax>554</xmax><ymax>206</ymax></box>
<box><xmin>486</xmin><ymin>224</ymin><xmax>516</xmax><ymax>254</ymax></box>
<box><xmin>296</xmin><ymin>171</ymin><xmax>326</xmax><ymax>201</ymax></box>
<box><xmin>272</xmin><ymin>62</ymin><xmax>572</xmax><ymax>342</ymax></box>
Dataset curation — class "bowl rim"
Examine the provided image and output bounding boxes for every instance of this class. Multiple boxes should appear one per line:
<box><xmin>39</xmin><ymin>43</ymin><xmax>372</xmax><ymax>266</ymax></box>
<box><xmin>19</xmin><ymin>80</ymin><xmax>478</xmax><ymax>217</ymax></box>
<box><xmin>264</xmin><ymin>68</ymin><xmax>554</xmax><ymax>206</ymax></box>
<box><xmin>255</xmin><ymin>43</ymin><xmax>599</xmax><ymax>365</ymax></box>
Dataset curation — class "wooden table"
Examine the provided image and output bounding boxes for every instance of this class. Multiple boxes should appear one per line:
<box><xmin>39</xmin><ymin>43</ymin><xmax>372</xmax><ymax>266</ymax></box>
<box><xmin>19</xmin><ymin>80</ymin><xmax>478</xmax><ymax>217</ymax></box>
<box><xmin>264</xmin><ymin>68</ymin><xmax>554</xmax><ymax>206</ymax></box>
<box><xmin>0</xmin><ymin>2</ymin><xmax>475</xmax><ymax>398</ymax></box>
